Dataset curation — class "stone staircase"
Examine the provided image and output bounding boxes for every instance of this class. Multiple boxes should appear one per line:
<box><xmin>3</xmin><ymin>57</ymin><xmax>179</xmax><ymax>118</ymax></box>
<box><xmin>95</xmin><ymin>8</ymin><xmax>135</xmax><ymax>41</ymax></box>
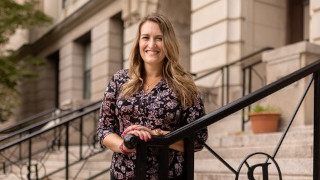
<box><xmin>194</xmin><ymin>125</ymin><xmax>314</xmax><ymax>180</ymax></box>
<box><xmin>0</xmin><ymin>125</ymin><xmax>314</xmax><ymax>180</ymax></box>
<box><xmin>0</xmin><ymin>146</ymin><xmax>113</xmax><ymax>180</ymax></box>
<box><xmin>42</xmin><ymin>148</ymin><xmax>112</xmax><ymax>180</ymax></box>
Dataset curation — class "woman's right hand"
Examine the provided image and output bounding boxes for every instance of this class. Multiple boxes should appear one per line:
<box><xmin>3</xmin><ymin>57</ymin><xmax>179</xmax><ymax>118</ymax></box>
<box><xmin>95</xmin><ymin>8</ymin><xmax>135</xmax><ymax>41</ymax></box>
<box><xmin>122</xmin><ymin>125</ymin><xmax>153</xmax><ymax>142</ymax></box>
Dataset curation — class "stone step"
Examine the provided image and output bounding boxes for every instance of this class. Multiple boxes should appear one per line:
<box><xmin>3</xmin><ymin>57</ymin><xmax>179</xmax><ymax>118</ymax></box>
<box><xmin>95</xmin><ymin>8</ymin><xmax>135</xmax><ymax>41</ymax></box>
<box><xmin>43</xmin><ymin>153</ymin><xmax>111</xmax><ymax>179</ymax></box>
<box><xmin>39</xmin><ymin>148</ymin><xmax>113</xmax><ymax>162</ymax></box>
<box><xmin>46</xmin><ymin>161</ymin><xmax>111</xmax><ymax>180</ymax></box>
<box><xmin>8</xmin><ymin>156</ymin><xmax>111</xmax><ymax>180</ymax></box>
<box><xmin>2</xmin><ymin>171</ymin><xmax>312</xmax><ymax>180</ymax></box>
<box><xmin>5</xmin><ymin>147</ymin><xmax>112</xmax><ymax>180</ymax></box>
<box><xmin>208</xmin><ymin>126</ymin><xmax>313</xmax><ymax>148</ymax></box>
<box><xmin>194</xmin><ymin>172</ymin><xmax>312</xmax><ymax>180</ymax></box>
<box><xmin>4</xmin><ymin>157</ymin><xmax>313</xmax><ymax>179</ymax></box>
<box><xmin>195</xmin><ymin>143</ymin><xmax>313</xmax><ymax>159</ymax></box>
<box><xmin>194</xmin><ymin>126</ymin><xmax>314</xmax><ymax>179</ymax></box>
<box><xmin>195</xmin><ymin>158</ymin><xmax>312</xmax><ymax>176</ymax></box>
<box><xmin>0</xmin><ymin>174</ymin><xmax>21</xmax><ymax>180</ymax></box>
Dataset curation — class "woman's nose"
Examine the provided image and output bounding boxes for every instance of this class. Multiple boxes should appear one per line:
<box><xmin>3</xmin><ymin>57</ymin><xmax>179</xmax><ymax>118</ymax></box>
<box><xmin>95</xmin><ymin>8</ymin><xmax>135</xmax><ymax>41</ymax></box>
<box><xmin>148</xmin><ymin>39</ymin><xmax>156</xmax><ymax>48</ymax></box>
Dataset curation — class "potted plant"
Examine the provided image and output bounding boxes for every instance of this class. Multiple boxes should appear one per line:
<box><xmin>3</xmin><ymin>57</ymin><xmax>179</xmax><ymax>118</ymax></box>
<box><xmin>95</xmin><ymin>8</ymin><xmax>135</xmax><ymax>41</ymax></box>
<box><xmin>248</xmin><ymin>104</ymin><xmax>281</xmax><ymax>134</ymax></box>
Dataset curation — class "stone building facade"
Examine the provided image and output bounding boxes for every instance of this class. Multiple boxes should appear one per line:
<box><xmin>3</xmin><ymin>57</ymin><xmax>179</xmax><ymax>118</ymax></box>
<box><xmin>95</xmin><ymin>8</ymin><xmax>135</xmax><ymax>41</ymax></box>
<box><xmin>3</xmin><ymin>0</ymin><xmax>320</xmax><ymax>133</ymax></box>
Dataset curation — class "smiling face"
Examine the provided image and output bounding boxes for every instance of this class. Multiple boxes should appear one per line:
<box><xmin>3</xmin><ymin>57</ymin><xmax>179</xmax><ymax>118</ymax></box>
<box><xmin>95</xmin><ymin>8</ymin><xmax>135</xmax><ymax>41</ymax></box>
<box><xmin>139</xmin><ymin>21</ymin><xmax>166</xmax><ymax>68</ymax></box>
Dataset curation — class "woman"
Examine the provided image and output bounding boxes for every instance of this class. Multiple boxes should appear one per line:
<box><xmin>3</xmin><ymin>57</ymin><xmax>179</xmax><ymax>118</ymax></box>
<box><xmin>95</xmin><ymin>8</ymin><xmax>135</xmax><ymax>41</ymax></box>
<box><xmin>97</xmin><ymin>13</ymin><xmax>208</xmax><ymax>180</ymax></box>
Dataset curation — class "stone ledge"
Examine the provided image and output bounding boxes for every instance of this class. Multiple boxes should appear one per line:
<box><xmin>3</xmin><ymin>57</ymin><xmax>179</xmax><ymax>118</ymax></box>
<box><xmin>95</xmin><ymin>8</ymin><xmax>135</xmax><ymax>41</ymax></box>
<box><xmin>262</xmin><ymin>41</ymin><xmax>320</xmax><ymax>61</ymax></box>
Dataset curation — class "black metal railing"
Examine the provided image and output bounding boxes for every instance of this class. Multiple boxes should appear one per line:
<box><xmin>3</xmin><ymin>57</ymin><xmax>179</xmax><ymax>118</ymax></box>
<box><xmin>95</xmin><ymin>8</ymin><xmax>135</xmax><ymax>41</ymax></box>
<box><xmin>194</xmin><ymin>47</ymin><xmax>273</xmax><ymax>106</ymax></box>
<box><xmin>0</xmin><ymin>100</ymin><xmax>110</xmax><ymax>180</ymax></box>
<box><xmin>0</xmin><ymin>100</ymin><xmax>101</xmax><ymax>146</ymax></box>
<box><xmin>193</xmin><ymin>47</ymin><xmax>273</xmax><ymax>131</ymax></box>
<box><xmin>125</xmin><ymin>59</ymin><xmax>320</xmax><ymax>180</ymax></box>
<box><xmin>0</xmin><ymin>108</ymin><xmax>56</xmax><ymax>134</ymax></box>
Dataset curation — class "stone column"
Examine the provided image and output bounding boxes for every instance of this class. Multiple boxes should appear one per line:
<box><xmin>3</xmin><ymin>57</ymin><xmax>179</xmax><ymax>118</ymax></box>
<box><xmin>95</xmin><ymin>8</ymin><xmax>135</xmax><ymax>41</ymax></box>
<box><xmin>191</xmin><ymin>0</ymin><xmax>244</xmax><ymax>108</ymax></box>
<box><xmin>35</xmin><ymin>59</ymin><xmax>56</xmax><ymax>111</ymax></box>
<box><xmin>91</xmin><ymin>18</ymin><xmax>123</xmax><ymax>100</ymax></box>
<box><xmin>310</xmin><ymin>0</ymin><xmax>320</xmax><ymax>44</ymax></box>
<box><xmin>59</xmin><ymin>42</ymin><xmax>84</xmax><ymax>109</ymax></box>
<box><xmin>123</xmin><ymin>21</ymin><xmax>138</xmax><ymax>69</ymax></box>
<box><xmin>158</xmin><ymin>0</ymin><xmax>191</xmax><ymax>71</ymax></box>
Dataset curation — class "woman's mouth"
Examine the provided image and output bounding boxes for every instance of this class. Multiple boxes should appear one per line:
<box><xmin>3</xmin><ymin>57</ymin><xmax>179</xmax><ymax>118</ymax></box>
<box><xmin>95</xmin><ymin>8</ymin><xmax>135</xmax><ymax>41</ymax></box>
<box><xmin>146</xmin><ymin>50</ymin><xmax>159</xmax><ymax>55</ymax></box>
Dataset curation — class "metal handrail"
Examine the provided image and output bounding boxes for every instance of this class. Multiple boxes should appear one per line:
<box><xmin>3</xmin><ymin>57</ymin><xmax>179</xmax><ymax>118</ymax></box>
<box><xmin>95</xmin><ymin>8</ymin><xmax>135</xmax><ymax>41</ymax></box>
<box><xmin>193</xmin><ymin>47</ymin><xmax>273</xmax><ymax>81</ymax></box>
<box><xmin>149</xmin><ymin>59</ymin><xmax>320</xmax><ymax>145</ymax></box>
<box><xmin>0</xmin><ymin>104</ymin><xmax>100</xmax><ymax>150</ymax></box>
<box><xmin>0</xmin><ymin>103</ymin><xmax>103</xmax><ymax>179</ymax></box>
<box><xmin>0</xmin><ymin>100</ymin><xmax>101</xmax><ymax>143</ymax></box>
<box><xmin>127</xmin><ymin>59</ymin><xmax>320</xmax><ymax>179</ymax></box>
<box><xmin>0</xmin><ymin>107</ymin><xmax>56</xmax><ymax>134</ymax></box>
<box><xmin>194</xmin><ymin>47</ymin><xmax>273</xmax><ymax>106</ymax></box>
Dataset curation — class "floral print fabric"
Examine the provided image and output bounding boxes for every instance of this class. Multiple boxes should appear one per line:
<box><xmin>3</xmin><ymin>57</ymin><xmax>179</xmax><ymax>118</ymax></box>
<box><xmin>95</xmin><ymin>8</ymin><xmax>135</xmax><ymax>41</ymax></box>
<box><xmin>97</xmin><ymin>69</ymin><xmax>208</xmax><ymax>180</ymax></box>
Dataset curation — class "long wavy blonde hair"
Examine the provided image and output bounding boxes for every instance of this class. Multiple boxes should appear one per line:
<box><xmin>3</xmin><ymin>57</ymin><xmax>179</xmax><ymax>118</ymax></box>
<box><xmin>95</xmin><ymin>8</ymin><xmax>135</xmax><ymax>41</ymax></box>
<box><xmin>120</xmin><ymin>13</ymin><xmax>199</xmax><ymax>108</ymax></box>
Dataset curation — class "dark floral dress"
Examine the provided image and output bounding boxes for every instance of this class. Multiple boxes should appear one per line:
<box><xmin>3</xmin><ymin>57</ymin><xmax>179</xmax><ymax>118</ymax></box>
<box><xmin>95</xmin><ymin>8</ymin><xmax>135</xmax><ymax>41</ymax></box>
<box><xmin>97</xmin><ymin>69</ymin><xmax>208</xmax><ymax>180</ymax></box>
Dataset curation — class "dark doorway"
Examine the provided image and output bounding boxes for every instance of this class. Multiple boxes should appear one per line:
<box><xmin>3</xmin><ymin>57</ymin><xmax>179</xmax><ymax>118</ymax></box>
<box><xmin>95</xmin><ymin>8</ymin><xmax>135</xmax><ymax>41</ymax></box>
<box><xmin>287</xmin><ymin>0</ymin><xmax>309</xmax><ymax>44</ymax></box>
<box><xmin>47</xmin><ymin>51</ymin><xmax>60</xmax><ymax>108</ymax></box>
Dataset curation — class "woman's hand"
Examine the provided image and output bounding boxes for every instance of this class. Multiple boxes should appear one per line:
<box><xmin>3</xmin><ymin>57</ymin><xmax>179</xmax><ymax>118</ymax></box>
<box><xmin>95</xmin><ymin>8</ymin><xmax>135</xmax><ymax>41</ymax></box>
<box><xmin>121</xmin><ymin>126</ymin><xmax>184</xmax><ymax>152</ymax></box>
<box><xmin>122</xmin><ymin>125</ymin><xmax>170</xmax><ymax>142</ymax></box>
<box><xmin>122</xmin><ymin>125</ymin><xmax>153</xmax><ymax>142</ymax></box>
<box><xmin>151</xmin><ymin>129</ymin><xmax>170</xmax><ymax>136</ymax></box>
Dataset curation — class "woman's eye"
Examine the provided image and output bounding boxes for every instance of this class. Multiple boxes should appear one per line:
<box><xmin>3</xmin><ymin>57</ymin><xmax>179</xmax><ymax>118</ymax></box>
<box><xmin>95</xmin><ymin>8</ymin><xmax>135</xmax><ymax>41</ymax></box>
<box><xmin>141</xmin><ymin>36</ymin><xmax>148</xmax><ymax>40</ymax></box>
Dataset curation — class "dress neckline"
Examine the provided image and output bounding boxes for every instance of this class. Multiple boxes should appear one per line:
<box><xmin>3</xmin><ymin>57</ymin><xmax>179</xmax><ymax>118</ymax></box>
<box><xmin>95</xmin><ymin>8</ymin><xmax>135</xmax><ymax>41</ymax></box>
<box><xmin>141</xmin><ymin>78</ymin><xmax>164</xmax><ymax>95</ymax></box>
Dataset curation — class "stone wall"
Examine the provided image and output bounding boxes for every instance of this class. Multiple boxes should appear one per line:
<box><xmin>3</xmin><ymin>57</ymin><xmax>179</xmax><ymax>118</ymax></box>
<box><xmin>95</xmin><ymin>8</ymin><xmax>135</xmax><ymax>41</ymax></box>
<box><xmin>263</xmin><ymin>41</ymin><xmax>320</xmax><ymax>129</ymax></box>
<box><xmin>59</xmin><ymin>42</ymin><xmax>84</xmax><ymax>109</ymax></box>
<box><xmin>242</xmin><ymin>0</ymin><xmax>287</xmax><ymax>53</ymax></box>
<box><xmin>91</xmin><ymin>18</ymin><xmax>123</xmax><ymax>101</ymax></box>
<box><xmin>310</xmin><ymin>0</ymin><xmax>320</xmax><ymax>44</ymax></box>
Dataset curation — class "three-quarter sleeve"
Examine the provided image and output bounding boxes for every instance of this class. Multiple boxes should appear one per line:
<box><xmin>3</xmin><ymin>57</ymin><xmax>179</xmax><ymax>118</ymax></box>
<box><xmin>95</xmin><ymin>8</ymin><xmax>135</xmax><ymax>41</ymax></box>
<box><xmin>181</xmin><ymin>98</ymin><xmax>208</xmax><ymax>151</ymax></box>
<box><xmin>97</xmin><ymin>75</ymin><xmax>119</xmax><ymax>148</ymax></box>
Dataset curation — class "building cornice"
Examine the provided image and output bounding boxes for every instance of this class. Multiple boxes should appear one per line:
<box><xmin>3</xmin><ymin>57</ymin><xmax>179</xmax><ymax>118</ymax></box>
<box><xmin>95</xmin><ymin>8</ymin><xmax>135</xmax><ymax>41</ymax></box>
<box><xmin>19</xmin><ymin>0</ymin><xmax>115</xmax><ymax>56</ymax></box>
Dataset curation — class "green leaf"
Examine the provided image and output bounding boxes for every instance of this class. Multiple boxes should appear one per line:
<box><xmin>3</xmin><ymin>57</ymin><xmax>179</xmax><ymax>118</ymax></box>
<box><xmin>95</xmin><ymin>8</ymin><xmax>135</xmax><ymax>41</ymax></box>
<box><xmin>0</xmin><ymin>0</ymin><xmax>52</xmax><ymax>122</ymax></box>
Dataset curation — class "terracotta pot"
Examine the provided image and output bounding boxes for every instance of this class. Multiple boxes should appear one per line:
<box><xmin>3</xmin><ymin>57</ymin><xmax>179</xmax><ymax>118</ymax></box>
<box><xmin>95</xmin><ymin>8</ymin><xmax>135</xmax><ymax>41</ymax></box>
<box><xmin>249</xmin><ymin>112</ymin><xmax>280</xmax><ymax>134</ymax></box>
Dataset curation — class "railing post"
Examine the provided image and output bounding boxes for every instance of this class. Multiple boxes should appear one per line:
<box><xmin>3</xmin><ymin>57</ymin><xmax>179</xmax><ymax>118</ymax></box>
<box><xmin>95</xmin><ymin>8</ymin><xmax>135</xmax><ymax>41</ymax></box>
<box><xmin>159</xmin><ymin>146</ymin><xmax>169</xmax><ymax>180</ymax></box>
<box><xmin>35</xmin><ymin>163</ymin><xmax>39</xmax><ymax>180</ymax></box>
<box><xmin>314</xmin><ymin>71</ymin><xmax>320</xmax><ymax>180</ymax></box>
<box><xmin>80</xmin><ymin>117</ymin><xmax>83</xmax><ymax>160</ymax></box>
<box><xmin>27</xmin><ymin>138</ymin><xmax>32</xmax><ymax>180</ymax></box>
<box><xmin>135</xmin><ymin>140</ymin><xmax>147</xmax><ymax>180</ymax></box>
<box><xmin>248</xmin><ymin>66</ymin><xmax>253</xmax><ymax>114</ymax></box>
<box><xmin>221</xmin><ymin>68</ymin><xmax>225</xmax><ymax>106</ymax></box>
<box><xmin>242</xmin><ymin>68</ymin><xmax>247</xmax><ymax>131</ymax></box>
<box><xmin>19</xmin><ymin>133</ymin><xmax>22</xmax><ymax>160</ymax></box>
<box><xmin>2</xmin><ymin>162</ymin><xmax>5</xmax><ymax>174</ymax></box>
<box><xmin>58</xmin><ymin>126</ymin><xmax>62</xmax><ymax>150</ymax></box>
<box><xmin>226</xmin><ymin>65</ymin><xmax>230</xmax><ymax>104</ymax></box>
<box><xmin>93</xmin><ymin>110</ymin><xmax>98</xmax><ymax>147</ymax></box>
<box><xmin>183</xmin><ymin>134</ymin><xmax>195</xmax><ymax>180</ymax></box>
<box><xmin>65</xmin><ymin>122</ymin><xmax>69</xmax><ymax>180</ymax></box>
<box><xmin>248</xmin><ymin>66</ymin><xmax>252</xmax><ymax>95</ymax></box>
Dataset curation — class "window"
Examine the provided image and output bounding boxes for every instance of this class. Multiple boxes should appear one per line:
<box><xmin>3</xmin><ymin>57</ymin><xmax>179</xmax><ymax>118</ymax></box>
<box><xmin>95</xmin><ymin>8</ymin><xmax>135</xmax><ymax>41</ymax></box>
<box><xmin>62</xmin><ymin>0</ymin><xmax>68</xmax><ymax>9</ymax></box>
<box><xmin>83</xmin><ymin>42</ymin><xmax>91</xmax><ymax>99</ymax></box>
